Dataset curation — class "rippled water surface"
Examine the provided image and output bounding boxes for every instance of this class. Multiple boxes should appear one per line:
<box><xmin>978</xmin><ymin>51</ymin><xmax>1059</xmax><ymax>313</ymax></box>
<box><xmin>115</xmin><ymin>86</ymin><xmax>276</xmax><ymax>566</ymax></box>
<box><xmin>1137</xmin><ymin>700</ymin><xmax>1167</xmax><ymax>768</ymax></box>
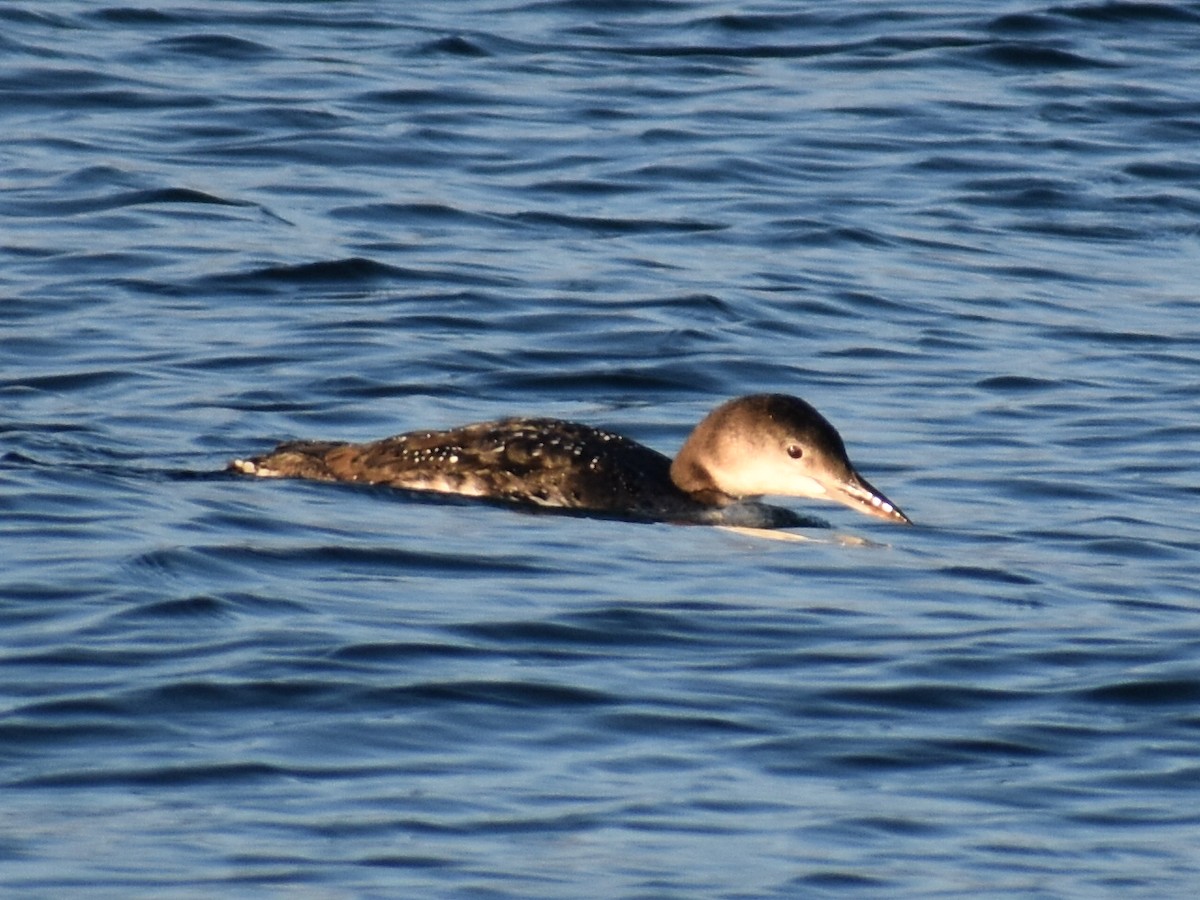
<box><xmin>4</xmin><ymin>1</ymin><xmax>1200</xmax><ymax>895</ymax></box>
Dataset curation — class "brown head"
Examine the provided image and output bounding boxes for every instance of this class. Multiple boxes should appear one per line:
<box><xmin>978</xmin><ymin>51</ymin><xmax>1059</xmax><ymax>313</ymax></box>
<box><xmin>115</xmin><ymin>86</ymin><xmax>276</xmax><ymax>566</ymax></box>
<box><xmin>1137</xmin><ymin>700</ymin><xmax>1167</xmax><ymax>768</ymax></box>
<box><xmin>669</xmin><ymin>394</ymin><xmax>911</xmax><ymax>523</ymax></box>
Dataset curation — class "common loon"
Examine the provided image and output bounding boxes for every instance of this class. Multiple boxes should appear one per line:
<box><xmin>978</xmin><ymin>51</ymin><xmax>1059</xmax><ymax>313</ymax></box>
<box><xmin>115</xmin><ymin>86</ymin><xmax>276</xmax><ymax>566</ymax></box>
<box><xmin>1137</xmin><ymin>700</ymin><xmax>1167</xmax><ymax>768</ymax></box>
<box><xmin>228</xmin><ymin>394</ymin><xmax>911</xmax><ymax>526</ymax></box>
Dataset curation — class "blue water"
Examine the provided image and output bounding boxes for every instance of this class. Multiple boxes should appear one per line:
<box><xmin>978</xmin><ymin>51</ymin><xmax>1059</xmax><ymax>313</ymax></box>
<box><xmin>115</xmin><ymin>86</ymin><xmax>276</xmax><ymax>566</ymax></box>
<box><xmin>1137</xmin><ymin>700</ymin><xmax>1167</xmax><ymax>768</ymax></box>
<box><xmin>4</xmin><ymin>1</ymin><xmax>1200</xmax><ymax>895</ymax></box>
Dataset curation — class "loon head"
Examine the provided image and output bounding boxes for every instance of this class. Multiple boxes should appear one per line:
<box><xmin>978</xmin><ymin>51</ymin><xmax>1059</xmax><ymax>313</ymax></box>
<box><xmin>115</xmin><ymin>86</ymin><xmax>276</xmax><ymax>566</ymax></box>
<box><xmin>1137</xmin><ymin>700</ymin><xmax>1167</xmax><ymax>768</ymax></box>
<box><xmin>669</xmin><ymin>394</ymin><xmax>911</xmax><ymax>524</ymax></box>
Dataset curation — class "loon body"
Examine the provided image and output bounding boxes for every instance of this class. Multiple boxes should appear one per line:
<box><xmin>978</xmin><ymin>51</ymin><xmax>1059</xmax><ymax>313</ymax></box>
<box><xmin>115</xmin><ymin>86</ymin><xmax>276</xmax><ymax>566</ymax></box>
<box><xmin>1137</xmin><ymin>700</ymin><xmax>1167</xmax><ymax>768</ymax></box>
<box><xmin>229</xmin><ymin>394</ymin><xmax>911</xmax><ymax>526</ymax></box>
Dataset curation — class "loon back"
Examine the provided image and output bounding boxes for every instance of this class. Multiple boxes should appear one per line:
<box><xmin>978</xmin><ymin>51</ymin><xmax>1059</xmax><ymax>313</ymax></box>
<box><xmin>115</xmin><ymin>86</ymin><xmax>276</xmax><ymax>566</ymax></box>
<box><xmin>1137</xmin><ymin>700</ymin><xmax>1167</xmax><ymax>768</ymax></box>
<box><xmin>231</xmin><ymin>417</ymin><xmax>698</xmax><ymax>517</ymax></box>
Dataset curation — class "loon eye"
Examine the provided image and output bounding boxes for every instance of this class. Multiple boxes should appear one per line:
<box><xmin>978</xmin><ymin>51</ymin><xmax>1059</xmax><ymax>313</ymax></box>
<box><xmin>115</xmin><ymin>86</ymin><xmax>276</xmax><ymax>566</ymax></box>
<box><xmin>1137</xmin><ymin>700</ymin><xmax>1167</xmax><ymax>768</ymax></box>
<box><xmin>786</xmin><ymin>443</ymin><xmax>804</xmax><ymax>460</ymax></box>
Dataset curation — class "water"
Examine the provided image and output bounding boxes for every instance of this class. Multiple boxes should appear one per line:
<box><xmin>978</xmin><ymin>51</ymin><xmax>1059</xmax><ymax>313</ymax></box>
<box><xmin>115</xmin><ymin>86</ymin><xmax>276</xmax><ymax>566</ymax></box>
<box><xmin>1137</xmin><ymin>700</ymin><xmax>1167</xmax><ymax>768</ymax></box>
<box><xmin>3</xmin><ymin>1</ymin><xmax>1200</xmax><ymax>895</ymax></box>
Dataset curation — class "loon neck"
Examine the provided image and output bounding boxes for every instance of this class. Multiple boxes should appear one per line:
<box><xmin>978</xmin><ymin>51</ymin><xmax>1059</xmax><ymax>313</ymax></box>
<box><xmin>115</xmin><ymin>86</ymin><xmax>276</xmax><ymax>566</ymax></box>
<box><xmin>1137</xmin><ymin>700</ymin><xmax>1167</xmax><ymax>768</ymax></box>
<box><xmin>671</xmin><ymin>472</ymin><xmax>736</xmax><ymax>506</ymax></box>
<box><xmin>669</xmin><ymin>425</ymin><xmax>738</xmax><ymax>507</ymax></box>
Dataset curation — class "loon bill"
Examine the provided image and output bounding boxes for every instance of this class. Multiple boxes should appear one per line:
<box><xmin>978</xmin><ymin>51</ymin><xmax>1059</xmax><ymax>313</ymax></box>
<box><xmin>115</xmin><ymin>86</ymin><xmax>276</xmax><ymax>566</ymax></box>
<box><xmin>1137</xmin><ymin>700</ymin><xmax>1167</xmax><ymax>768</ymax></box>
<box><xmin>228</xmin><ymin>394</ymin><xmax>911</xmax><ymax>525</ymax></box>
